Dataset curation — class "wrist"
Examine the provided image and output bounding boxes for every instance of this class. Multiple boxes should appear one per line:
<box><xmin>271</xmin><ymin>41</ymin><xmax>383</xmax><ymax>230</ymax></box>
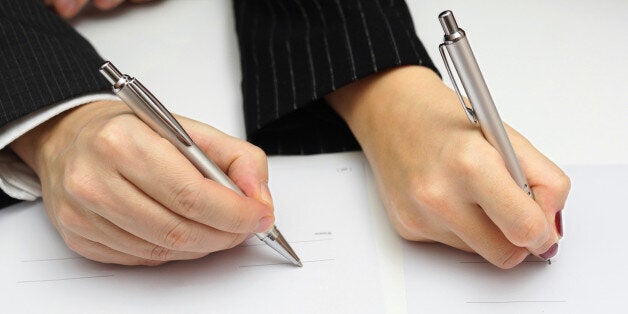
<box><xmin>325</xmin><ymin>66</ymin><xmax>447</xmax><ymax>152</ymax></box>
<box><xmin>10</xmin><ymin>101</ymin><xmax>129</xmax><ymax>175</ymax></box>
<box><xmin>10</xmin><ymin>114</ymin><xmax>61</xmax><ymax>175</ymax></box>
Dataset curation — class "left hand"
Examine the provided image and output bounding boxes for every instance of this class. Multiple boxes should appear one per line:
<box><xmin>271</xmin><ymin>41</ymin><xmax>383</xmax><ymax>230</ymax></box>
<box><xmin>11</xmin><ymin>100</ymin><xmax>275</xmax><ymax>265</ymax></box>
<box><xmin>44</xmin><ymin>0</ymin><xmax>153</xmax><ymax>19</ymax></box>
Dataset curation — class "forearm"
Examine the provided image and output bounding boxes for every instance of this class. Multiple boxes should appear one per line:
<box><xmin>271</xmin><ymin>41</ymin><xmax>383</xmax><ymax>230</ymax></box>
<box><xmin>326</xmin><ymin>66</ymin><xmax>447</xmax><ymax>156</ymax></box>
<box><xmin>233</xmin><ymin>0</ymin><xmax>438</xmax><ymax>155</ymax></box>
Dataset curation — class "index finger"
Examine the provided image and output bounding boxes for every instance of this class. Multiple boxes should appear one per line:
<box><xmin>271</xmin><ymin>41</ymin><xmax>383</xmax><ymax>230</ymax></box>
<box><xmin>508</xmin><ymin>126</ymin><xmax>571</xmax><ymax>237</ymax></box>
<box><xmin>101</xmin><ymin>118</ymin><xmax>274</xmax><ymax>234</ymax></box>
<box><xmin>466</xmin><ymin>147</ymin><xmax>556</xmax><ymax>255</ymax></box>
<box><xmin>176</xmin><ymin>116</ymin><xmax>271</xmax><ymax>204</ymax></box>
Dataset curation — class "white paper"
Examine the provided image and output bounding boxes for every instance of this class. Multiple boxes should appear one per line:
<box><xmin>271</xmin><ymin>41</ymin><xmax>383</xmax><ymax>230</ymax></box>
<box><xmin>403</xmin><ymin>165</ymin><xmax>628</xmax><ymax>313</ymax></box>
<box><xmin>0</xmin><ymin>154</ymin><xmax>384</xmax><ymax>314</ymax></box>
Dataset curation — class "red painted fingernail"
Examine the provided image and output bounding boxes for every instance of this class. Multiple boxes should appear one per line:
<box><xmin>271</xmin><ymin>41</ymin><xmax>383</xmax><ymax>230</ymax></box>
<box><xmin>555</xmin><ymin>211</ymin><xmax>563</xmax><ymax>237</ymax></box>
<box><xmin>540</xmin><ymin>243</ymin><xmax>559</xmax><ymax>260</ymax></box>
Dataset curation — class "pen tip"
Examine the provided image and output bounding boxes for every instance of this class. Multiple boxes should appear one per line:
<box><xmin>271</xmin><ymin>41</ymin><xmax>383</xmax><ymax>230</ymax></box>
<box><xmin>260</xmin><ymin>226</ymin><xmax>303</xmax><ymax>267</ymax></box>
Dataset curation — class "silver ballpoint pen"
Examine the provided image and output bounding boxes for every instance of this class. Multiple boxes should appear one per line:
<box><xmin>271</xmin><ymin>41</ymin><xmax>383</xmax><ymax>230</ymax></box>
<box><xmin>438</xmin><ymin>11</ymin><xmax>534</xmax><ymax>198</ymax></box>
<box><xmin>99</xmin><ymin>62</ymin><xmax>302</xmax><ymax>267</ymax></box>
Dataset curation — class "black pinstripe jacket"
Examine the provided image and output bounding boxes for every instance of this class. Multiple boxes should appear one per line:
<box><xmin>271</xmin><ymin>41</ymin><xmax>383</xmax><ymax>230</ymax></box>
<box><xmin>0</xmin><ymin>0</ymin><xmax>437</xmax><ymax>207</ymax></box>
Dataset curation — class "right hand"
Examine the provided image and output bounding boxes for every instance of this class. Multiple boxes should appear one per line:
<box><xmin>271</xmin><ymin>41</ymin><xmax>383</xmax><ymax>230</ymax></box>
<box><xmin>11</xmin><ymin>100</ymin><xmax>275</xmax><ymax>265</ymax></box>
<box><xmin>326</xmin><ymin>66</ymin><xmax>569</xmax><ymax>268</ymax></box>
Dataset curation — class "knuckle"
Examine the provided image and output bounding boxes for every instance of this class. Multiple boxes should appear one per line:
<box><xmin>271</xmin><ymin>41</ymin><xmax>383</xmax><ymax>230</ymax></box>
<box><xmin>390</xmin><ymin>180</ymin><xmax>454</xmax><ymax>241</ymax></box>
<box><xmin>384</xmin><ymin>192</ymin><xmax>433</xmax><ymax>242</ymax></box>
<box><xmin>392</xmin><ymin>208</ymin><xmax>429</xmax><ymax>241</ymax></box>
<box><xmin>396</xmin><ymin>225</ymin><xmax>430</xmax><ymax>242</ymax></box>
<box><xmin>229</xmin><ymin>201</ymin><xmax>267</xmax><ymax>234</ymax></box>
<box><xmin>63</xmin><ymin>164</ymin><xmax>99</xmax><ymax>203</ymax></box>
<box><xmin>56</xmin><ymin>206</ymin><xmax>86</xmax><ymax>232</ymax></box>
<box><xmin>161</xmin><ymin>221</ymin><xmax>197</xmax><ymax>251</ymax></box>
<box><xmin>454</xmin><ymin>143</ymin><xmax>483</xmax><ymax>176</ymax></box>
<box><xmin>496</xmin><ymin>247</ymin><xmax>528</xmax><ymax>269</ymax></box>
<box><xmin>171</xmin><ymin>182</ymin><xmax>203</xmax><ymax>219</ymax></box>
<box><xmin>149</xmin><ymin>245</ymin><xmax>173</xmax><ymax>261</ymax></box>
<box><xmin>93</xmin><ymin>118</ymin><xmax>130</xmax><ymax>155</ymax></box>
<box><xmin>249</xmin><ymin>145</ymin><xmax>267</xmax><ymax>161</ymax></box>
<box><xmin>64</xmin><ymin>236</ymin><xmax>85</xmax><ymax>255</ymax></box>
<box><xmin>413</xmin><ymin>181</ymin><xmax>451</xmax><ymax>219</ymax></box>
<box><xmin>553</xmin><ymin>173</ymin><xmax>572</xmax><ymax>195</ymax></box>
<box><xmin>226</xmin><ymin>209</ymin><xmax>248</xmax><ymax>233</ymax></box>
<box><xmin>222</xmin><ymin>233</ymin><xmax>246</xmax><ymax>251</ymax></box>
<box><xmin>509</xmin><ymin>215</ymin><xmax>548</xmax><ymax>247</ymax></box>
<box><xmin>455</xmin><ymin>143</ymin><xmax>500</xmax><ymax>178</ymax></box>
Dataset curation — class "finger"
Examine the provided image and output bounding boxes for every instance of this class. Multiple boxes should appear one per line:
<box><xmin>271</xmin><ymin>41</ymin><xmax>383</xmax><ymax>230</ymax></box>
<box><xmin>178</xmin><ymin>117</ymin><xmax>271</xmax><ymax>204</ymax></box>
<box><xmin>387</xmin><ymin>196</ymin><xmax>522</xmax><ymax>266</ymax></box>
<box><xmin>57</xmin><ymin>203</ymin><xmax>210</xmax><ymax>262</ymax></box>
<box><xmin>102</xmin><ymin>117</ymin><xmax>273</xmax><ymax>234</ymax></box>
<box><xmin>507</xmin><ymin>126</ymin><xmax>570</xmax><ymax>237</ymax></box>
<box><xmin>53</xmin><ymin>0</ymin><xmax>88</xmax><ymax>18</ymax></box>
<box><xmin>385</xmin><ymin>204</ymin><xmax>475</xmax><ymax>253</ymax></box>
<box><xmin>466</xmin><ymin>145</ymin><xmax>556</xmax><ymax>255</ymax></box>
<box><xmin>63</xmin><ymin>163</ymin><xmax>251</xmax><ymax>253</ymax></box>
<box><xmin>62</xmin><ymin>230</ymin><xmax>163</xmax><ymax>266</ymax></box>
<box><xmin>93</xmin><ymin>0</ymin><xmax>125</xmax><ymax>10</ymax></box>
<box><xmin>445</xmin><ymin>203</ymin><xmax>530</xmax><ymax>269</ymax></box>
<box><xmin>395</xmin><ymin>219</ymin><xmax>475</xmax><ymax>254</ymax></box>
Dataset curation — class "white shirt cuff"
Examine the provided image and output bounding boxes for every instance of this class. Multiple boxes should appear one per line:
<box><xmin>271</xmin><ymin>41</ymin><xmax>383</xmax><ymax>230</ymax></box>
<box><xmin>0</xmin><ymin>93</ymin><xmax>118</xmax><ymax>201</ymax></box>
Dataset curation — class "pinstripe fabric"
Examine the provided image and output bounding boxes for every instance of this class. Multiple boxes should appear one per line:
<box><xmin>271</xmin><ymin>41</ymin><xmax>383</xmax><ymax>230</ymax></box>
<box><xmin>0</xmin><ymin>0</ymin><xmax>110</xmax><ymax>129</ymax></box>
<box><xmin>0</xmin><ymin>0</ymin><xmax>438</xmax><ymax>207</ymax></box>
<box><xmin>0</xmin><ymin>0</ymin><xmax>109</xmax><ymax>207</ymax></box>
<box><xmin>234</xmin><ymin>0</ymin><xmax>438</xmax><ymax>155</ymax></box>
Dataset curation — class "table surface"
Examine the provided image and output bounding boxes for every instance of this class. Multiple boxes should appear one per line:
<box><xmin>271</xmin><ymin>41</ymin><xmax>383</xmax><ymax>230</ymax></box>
<box><xmin>68</xmin><ymin>1</ymin><xmax>627</xmax><ymax>313</ymax></box>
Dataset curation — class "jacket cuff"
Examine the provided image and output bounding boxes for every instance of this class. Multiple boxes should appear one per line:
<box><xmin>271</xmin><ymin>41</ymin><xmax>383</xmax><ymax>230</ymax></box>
<box><xmin>235</xmin><ymin>0</ymin><xmax>438</xmax><ymax>155</ymax></box>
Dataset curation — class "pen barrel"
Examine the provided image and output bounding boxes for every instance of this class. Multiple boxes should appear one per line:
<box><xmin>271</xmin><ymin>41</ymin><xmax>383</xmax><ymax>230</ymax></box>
<box><xmin>444</xmin><ymin>38</ymin><xmax>533</xmax><ymax>197</ymax></box>
<box><xmin>115</xmin><ymin>81</ymin><xmax>244</xmax><ymax>195</ymax></box>
<box><xmin>116</xmin><ymin>81</ymin><xmax>280</xmax><ymax>242</ymax></box>
<box><xmin>100</xmin><ymin>62</ymin><xmax>299</xmax><ymax>265</ymax></box>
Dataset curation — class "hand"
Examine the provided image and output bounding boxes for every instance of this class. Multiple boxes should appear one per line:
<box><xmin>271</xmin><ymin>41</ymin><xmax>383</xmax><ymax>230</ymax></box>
<box><xmin>11</xmin><ymin>100</ymin><xmax>274</xmax><ymax>265</ymax></box>
<box><xmin>45</xmin><ymin>0</ymin><xmax>153</xmax><ymax>19</ymax></box>
<box><xmin>326</xmin><ymin>66</ymin><xmax>570</xmax><ymax>269</ymax></box>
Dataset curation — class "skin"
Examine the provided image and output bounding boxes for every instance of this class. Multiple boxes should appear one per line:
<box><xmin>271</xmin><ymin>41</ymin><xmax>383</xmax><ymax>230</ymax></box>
<box><xmin>326</xmin><ymin>66</ymin><xmax>569</xmax><ymax>268</ymax></box>
<box><xmin>11</xmin><ymin>101</ymin><xmax>275</xmax><ymax>265</ymax></box>
<box><xmin>18</xmin><ymin>6</ymin><xmax>570</xmax><ymax>268</ymax></box>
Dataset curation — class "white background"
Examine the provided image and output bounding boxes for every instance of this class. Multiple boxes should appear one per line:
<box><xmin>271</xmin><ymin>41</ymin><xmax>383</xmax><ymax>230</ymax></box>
<box><xmin>74</xmin><ymin>0</ymin><xmax>627</xmax><ymax>166</ymax></box>
<box><xmin>69</xmin><ymin>1</ymin><xmax>628</xmax><ymax>313</ymax></box>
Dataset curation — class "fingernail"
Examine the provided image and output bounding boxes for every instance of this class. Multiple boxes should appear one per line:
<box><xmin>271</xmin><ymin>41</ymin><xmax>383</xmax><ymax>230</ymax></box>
<box><xmin>255</xmin><ymin>216</ymin><xmax>274</xmax><ymax>233</ymax></box>
<box><xmin>540</xmin><ymin>243</ymin><xmax>559</xmax><ymax>260</ymax></box>
<box><xmin>555</xmin><ymin>211</ymin><xmax>563</xmax><ymax>237</ymax></box>
<box><xmin>260</xmin><ymin>181</ymin><xmax>273</xmax><ymax>206</ymax></box>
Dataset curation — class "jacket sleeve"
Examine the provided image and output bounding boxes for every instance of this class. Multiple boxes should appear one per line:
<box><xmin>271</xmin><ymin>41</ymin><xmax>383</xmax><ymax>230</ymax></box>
<box><xmin>0</xmin><ymin>0</ymin><xmax>110</xmax><ymax>208</ymax></box>
<box><xmin>234</xmin><ymin>0</ymin><xmax>439</xmax><ymax>155</ymax></box>
<box><xmin>0</xmin><ymin>0</ymin><xmax>110</xmax><ymax>128</ymax></box>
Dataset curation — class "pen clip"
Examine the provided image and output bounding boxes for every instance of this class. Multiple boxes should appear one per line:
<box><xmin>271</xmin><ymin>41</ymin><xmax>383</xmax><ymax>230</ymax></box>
<box><xmin>439</xmin><ymin>43</ymin><xmax>478</xmax><ymax>124</ymax></box>
<box><xmin>134</xmin><ymin>81</ymin><xmax>195</xmax><ymax>147</ymax></box>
